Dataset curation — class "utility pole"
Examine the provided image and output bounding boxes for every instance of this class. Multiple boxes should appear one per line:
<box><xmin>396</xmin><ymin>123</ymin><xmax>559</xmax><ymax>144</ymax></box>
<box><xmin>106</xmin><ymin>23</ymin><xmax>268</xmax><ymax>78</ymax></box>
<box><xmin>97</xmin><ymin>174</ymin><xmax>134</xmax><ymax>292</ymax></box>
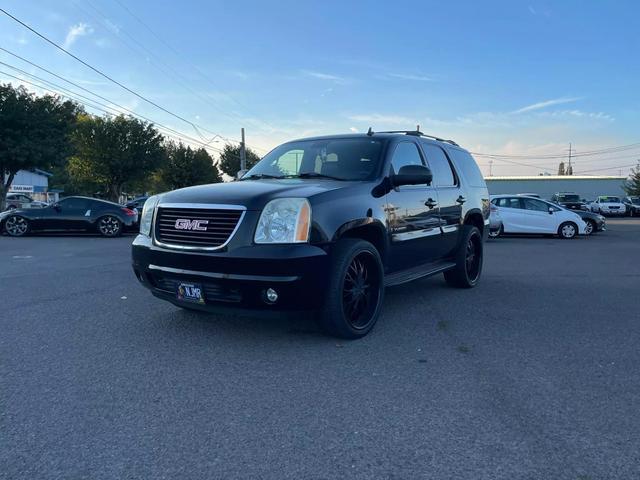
<box><xmin>567</xmin><ymin>142</ymin><xmax>573</xmax><ymax>175</ymax></box>
<box><xmin>240</xmin><ymin>127</ymin><xmax>247</xmax><ymax>171</ymax></box>
<box><xmin>488</xmin><ymin>160</ymin><xmax>493</xmax><ymax>176</ymax></box>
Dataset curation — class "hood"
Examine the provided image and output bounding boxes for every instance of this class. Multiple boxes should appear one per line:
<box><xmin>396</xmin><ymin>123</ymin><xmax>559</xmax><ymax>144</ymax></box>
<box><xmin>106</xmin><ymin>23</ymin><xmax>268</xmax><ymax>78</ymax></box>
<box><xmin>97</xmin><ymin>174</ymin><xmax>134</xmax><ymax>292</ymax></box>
<box><xmin>158</xmin><ymin>178</ymin><xmax>361</xmax><ymax>210</ymax></box>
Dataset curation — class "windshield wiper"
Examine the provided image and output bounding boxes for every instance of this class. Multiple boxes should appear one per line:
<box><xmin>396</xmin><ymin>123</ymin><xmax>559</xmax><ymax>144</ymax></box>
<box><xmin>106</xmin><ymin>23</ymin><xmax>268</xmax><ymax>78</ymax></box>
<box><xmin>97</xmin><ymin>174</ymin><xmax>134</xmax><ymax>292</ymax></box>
<box><xmin>240</xmin><ymin>173</ymin><xmax>285</xmax><ymax>180</ymax></box>
<box><xmin>292</xmin><ymin>172</ymin><xmax>345</xmax><ymax>181</ymax></box>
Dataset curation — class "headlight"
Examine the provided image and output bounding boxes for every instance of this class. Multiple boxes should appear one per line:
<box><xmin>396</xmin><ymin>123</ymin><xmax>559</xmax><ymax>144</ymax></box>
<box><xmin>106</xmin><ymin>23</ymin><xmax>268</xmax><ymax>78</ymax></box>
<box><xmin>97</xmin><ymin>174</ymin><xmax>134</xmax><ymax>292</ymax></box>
<box><xmin>139</xmin><ymin>195</ymin><xmax>160</xmax><ymax>236</ymax></box>
<box><xmin>254</xmin><ymin>198</ymin><xmax>311</xmax><ymax>244</ymax></box>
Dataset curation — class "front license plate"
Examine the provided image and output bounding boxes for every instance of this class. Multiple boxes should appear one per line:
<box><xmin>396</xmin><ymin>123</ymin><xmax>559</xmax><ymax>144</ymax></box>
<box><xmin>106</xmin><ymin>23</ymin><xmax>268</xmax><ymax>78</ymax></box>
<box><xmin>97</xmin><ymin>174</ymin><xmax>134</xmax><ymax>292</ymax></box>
<box><xmin>177</xmin><ymin>282</ymin><xmax>205</xmax><ymax>304</ymax></box>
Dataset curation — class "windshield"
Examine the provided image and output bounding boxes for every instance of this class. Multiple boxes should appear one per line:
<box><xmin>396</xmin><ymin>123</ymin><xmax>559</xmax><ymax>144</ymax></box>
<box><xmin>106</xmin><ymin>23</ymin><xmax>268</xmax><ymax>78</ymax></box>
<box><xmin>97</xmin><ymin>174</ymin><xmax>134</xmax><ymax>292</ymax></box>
<box><xmin>600</xmin><ymin>196</ymin><xmax>620</xmax><ymax>203</ymax></box>
<box><xmin>630</xmin><ymin>197</ymin><xmax>640</xmax><ymax>205</ymax></box>
<box><xmin>243</xmin><ymin>138</ymin><xmax>384</xmax><ymax>181</ymax></box>
<box><xmin>559</xmin><ymin>194</ymin><xmax>580</xmax><ymax>202</ymax></box>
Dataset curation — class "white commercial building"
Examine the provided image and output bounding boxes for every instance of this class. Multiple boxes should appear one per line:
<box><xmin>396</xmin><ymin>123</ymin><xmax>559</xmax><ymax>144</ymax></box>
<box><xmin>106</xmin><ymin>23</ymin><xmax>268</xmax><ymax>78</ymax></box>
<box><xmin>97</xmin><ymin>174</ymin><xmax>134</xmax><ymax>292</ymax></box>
<box><xmin>484</xmin><ymin>175</ymin><xmax>627</xmax><ymax>201</ymax></box>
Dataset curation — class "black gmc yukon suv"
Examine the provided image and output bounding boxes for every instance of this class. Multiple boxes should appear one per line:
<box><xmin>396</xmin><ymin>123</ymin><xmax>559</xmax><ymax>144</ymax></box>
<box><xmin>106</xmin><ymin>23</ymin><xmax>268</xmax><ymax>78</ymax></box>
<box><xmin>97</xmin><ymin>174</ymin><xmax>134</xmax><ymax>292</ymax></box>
<box><xmin>132</xmin><ymin>131</ymin><xmax>490</xmax><ymax>338</ymax></box>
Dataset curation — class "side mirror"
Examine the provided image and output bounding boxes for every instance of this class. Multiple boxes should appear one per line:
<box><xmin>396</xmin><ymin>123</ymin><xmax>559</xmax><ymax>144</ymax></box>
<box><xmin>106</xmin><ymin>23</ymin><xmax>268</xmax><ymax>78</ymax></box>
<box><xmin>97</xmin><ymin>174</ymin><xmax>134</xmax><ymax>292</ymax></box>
<box><xmin>52</xmin><ymin>203</ymin><xmax>61</xmax><ymax>211</ymax></box>
<box><xmin>391</xmin><ymin>165</ymin><xmax>433</xmax><ymax>187</ymax></box>
<box><xmin>548</xmin><ymin>207</ymin><xmax>555</xmax><ymax>214</ymax></box>
<box><xmin>236</xmin><ymin>169</ymin><xmax>248</xmax><ymax>180</ymax></box>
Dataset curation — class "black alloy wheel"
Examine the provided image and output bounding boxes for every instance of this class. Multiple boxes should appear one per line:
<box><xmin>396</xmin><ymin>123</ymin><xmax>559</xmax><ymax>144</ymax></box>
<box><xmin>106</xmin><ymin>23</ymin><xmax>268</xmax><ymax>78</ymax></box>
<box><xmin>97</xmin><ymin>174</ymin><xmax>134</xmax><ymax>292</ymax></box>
<box><xmin>98</xmin><ymin>216</ymin><xmax>122</xmax><ymax>237</ymax></box>
<box><xmin>444</xmin><ymin>225</ymin><xmax>483</xmax><ymax>288</ymax></box>
<box><xmin>342</xmin><ymin>251</ymin><xmax>382</xmax><ymax>330</ymax></box>
<box><xmin>318</xmin><ymin>238</ymin><xmax>384</xmax><ymax>339</ymax></box>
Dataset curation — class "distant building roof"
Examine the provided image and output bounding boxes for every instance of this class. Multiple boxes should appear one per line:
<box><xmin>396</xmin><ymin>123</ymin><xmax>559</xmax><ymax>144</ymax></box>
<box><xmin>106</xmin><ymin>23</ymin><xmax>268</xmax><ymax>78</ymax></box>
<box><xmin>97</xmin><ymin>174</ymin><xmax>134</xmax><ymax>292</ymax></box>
<box><xmin>485</xmin><ymin>175</ymin><xmax>626</xmax><ymax>181</ymax></box>
<box><xmin>33</xmin><ymin>168</ymin><xmax>53</xmax><ymax>177</ymax></box>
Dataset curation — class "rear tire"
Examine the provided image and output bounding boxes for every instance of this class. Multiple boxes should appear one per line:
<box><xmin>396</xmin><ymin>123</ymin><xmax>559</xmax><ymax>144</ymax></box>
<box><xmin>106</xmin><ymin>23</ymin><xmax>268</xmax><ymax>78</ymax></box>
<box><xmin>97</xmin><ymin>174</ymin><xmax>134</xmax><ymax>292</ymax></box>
<box><xmin>97</xmin><ymin>215</ymin><xmax>122</xmax><ymax>237</ymax></box>
<box><xmin>558</xmin><ymin>221</ymin><xmax>578</xmax><ymax>239</ymax></box>
<box><xmin>444</xmin><ymin>225</ymin><xmax>483</xmax><ymax>288</ymax></box>
<box><xmin>317</xmin><ymin>238</ymin><xmax>384</xmax><ymax>339</ymax></box>
<box><xmin>488</xmin><ymin>224</ymin><xmax>502</xmax><ymax>238</ymax></box>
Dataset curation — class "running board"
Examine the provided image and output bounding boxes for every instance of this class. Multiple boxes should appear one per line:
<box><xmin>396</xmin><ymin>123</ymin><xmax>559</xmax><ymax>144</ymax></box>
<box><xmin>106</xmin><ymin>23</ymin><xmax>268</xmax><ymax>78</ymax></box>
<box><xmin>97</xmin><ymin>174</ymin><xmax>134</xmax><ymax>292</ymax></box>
<box><xmin>384</xmin><ymin>261</ymin><xmax>456</xmax><ymax>287</ymax></box>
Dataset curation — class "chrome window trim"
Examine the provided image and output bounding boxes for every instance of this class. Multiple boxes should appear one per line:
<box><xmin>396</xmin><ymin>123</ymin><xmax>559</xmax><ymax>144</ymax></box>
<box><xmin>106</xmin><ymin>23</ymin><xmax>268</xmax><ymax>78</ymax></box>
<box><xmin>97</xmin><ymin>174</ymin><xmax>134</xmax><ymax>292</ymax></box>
<box><xmin>152</xmin><ymin>204</ymin><xmax>247</xmax><ymax>251</ymax></box>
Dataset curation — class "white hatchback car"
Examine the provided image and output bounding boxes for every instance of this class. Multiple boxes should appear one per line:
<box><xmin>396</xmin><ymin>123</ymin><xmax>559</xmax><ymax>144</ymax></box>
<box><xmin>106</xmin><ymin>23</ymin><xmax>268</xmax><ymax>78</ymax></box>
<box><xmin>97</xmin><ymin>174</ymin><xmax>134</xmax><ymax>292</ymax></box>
<box><xmin>490</xmin><ymin>195</ymin><xmax>587</xmax><ymax>239</ymax></box>
<box><xmin>590</xmin><ymin>195</ymin><xmax>626</xmax><ymax>216</ymax></box>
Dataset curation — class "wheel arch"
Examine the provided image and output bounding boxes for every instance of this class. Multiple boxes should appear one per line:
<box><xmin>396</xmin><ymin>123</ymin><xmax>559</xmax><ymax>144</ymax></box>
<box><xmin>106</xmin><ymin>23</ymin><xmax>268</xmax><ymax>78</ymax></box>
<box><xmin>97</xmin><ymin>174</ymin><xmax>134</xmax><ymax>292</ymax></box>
<box><xmin>332</xmin><ymin>218</ymin><xmax>388</xmax><ymax>264</ymax></box>
<box><xmin>463</xmin><ymin>208</ymin><xmax>485</xmax><ymax>234</ymax></box>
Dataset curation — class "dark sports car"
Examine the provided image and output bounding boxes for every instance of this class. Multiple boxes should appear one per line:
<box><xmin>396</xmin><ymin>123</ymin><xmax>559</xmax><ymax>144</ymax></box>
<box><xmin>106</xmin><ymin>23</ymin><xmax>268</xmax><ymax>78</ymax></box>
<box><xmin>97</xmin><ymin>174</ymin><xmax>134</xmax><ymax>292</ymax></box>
<box><xmin>1</xmin><ymin>196</ymin><xmax>138</xmax><ymax>237</ymax></box>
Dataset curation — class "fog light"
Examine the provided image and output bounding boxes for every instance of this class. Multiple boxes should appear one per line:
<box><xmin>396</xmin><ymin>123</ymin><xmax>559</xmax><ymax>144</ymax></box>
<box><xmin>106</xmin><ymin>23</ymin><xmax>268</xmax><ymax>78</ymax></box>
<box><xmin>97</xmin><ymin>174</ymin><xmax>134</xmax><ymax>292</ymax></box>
<box><xmin>265</xmin><ymin>288</ymin><xmax>278</xmax><ymax>303</ymax></box>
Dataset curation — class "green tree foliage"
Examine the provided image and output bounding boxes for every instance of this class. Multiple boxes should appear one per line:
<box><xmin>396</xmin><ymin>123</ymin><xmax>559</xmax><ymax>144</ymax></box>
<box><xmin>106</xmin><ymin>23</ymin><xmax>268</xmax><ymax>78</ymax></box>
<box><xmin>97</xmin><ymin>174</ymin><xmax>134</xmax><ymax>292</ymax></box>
<box><xmin>159</xmin><ymin>141</ymin><xmax>222</xmax><ymax>190</ymax></box>
<box><xmin>69</xmin><ymin>114</ymin><xmax>164</xmax><ymax>201</ymax></box>
<box><xmin>0</xmin><ymin>83</ymin><xmax>80</xmax><ymax>210</ymax></box>
<box><xmin>218</xmin><ymin>143</ymin><xmax>260</xmax><ymax>178</ymax></box>
<box><xmin>624</xmin><ymin>166</ymin><xmax>640</xmax><ymax>196</ymax></box>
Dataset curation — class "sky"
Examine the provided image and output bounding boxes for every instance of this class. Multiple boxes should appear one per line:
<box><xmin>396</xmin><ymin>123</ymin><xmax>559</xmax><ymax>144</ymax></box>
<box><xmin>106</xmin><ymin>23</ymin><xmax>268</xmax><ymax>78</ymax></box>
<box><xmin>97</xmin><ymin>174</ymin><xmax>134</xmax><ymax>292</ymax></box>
<box><xmin>1</xmin><ymin>0</ymin><xmax>639</xmax><ymax>177</ymax></box>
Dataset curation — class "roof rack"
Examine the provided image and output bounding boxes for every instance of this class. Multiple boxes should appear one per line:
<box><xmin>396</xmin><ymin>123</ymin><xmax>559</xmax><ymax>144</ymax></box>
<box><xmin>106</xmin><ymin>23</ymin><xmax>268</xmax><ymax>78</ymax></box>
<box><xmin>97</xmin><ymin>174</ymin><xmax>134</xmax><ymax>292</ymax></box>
<box><xmin>371</xmin><ymin>125</ymin><xmax>459</xmax><ymax>146</ymax></box>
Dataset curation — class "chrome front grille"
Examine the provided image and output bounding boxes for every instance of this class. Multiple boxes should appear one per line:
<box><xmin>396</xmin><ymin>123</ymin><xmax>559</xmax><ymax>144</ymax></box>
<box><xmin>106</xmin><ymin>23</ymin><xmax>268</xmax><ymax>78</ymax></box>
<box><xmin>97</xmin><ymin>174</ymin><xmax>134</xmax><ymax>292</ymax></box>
<box><xmin>154</xmin><ymin>204</ymin><xmax>244</xmax><ymax>249</ymax></box>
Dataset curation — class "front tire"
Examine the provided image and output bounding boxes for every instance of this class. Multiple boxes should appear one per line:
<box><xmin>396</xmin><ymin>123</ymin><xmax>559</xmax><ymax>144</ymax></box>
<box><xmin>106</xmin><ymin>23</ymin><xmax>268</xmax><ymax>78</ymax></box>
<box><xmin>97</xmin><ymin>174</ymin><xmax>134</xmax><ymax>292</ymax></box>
<box><xmin>558</xmin><ymin>221</ymin><xmax>578</xmax><ymax>239</ymax></box>
<box><xmin>584</xmin><ymin>220</ymin><xmax>595</xmax><ymax>235</ymax></box>
<box><xmin>97</xmin><ymin>215</ymin><xmax>122</xmax><ymax>237</ymax></box>
<box><xmin>444</xmin><ymin>225</ymin><xmax>483</xmax><ymax>288</ymax></box>
<box><xmin>317</xmin><ymin>238</ymin><xmax>384</xmax><ymax>339</ymax></box>
<box><xmin>4</xmin><ymin>215</ymin><xmax>30</xmax><ymax>237</ymax></box>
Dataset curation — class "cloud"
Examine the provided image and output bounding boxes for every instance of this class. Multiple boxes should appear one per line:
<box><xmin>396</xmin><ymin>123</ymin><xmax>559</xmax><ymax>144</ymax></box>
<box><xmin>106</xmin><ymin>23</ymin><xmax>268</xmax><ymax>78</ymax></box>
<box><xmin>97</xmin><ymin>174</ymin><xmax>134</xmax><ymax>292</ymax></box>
<box><xmin>301</xmin><ymin>70</ymin><xmax>350</xmax><ymax>84</ymax></box>
<box><xmin>385</xmin><ymin>73</ymin><xmax>434</xmax><ymax>82</ymax></box>
<box><xmin>543</xmin><ymin>110</ymin><xmax>615</xmax><ymax>122</ymax></box>
<box><xmin>349</xmin><ymin>127</ymin><xmax>358</xmax><ymax>133</ymax></box>
<box><xmin>512</xmin><ymin>97</ymin><xmax>582</xmax><ymax>114</ymax></box>
<box><xmin>64</xmin><ymin>23</ymin><xmax>94</xmax><ymax>49</ymax></box>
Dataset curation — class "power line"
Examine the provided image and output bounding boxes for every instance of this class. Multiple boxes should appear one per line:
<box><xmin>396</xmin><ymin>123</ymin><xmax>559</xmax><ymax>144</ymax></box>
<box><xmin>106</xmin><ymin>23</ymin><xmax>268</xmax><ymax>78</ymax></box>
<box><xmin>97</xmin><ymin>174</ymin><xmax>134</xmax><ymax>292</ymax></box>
<box><xmin>0</xmin><ymin>7</ymin><xmax>244</xmax><ymax>148</ymax></box>
<box><xmin>472</xmin><ymin>142</ymin><xmax>640</xmax><ymax>160</ymax></box>
<box><xmin>0</xmin><ymin>68</ymin><xmax>246</xmax><ymax>161</ymax></box>
<box><xmin>0</xmin><ymin>54</ymin><xmax>227</xmax><ymax>155</ymax></box>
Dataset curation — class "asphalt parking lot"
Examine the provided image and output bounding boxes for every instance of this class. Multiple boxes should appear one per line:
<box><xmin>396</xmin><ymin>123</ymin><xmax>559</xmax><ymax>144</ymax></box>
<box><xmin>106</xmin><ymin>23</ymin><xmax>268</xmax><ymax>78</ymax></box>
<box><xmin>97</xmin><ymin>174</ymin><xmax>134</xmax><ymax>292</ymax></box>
<box><xmin>1</xmin><ymin>219</ymin><xmax>639</xmax><ymax>480</ymax></box>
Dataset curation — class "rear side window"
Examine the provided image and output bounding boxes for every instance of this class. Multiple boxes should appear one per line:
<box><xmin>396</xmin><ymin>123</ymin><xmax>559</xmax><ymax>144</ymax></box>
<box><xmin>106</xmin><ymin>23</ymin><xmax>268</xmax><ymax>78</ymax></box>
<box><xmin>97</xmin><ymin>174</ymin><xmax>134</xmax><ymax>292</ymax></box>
<box><xmin>390</xmin><ymin>142</ymin><xmax>424</xmax><ymax>174</ymax></box>
<box><xmin>495</xmin><ymin>197</ymin><xmax>523</xmax><ymax>209</ymax></box>
<box><xmin>446</xmin><ymin>148</ymin><xmax>486</xmax><ymax>188</ymax></box>
<box><xmin>421</xmin><ymin>143</ymin><xmax>456</xmax><ymax>187</ymax></box>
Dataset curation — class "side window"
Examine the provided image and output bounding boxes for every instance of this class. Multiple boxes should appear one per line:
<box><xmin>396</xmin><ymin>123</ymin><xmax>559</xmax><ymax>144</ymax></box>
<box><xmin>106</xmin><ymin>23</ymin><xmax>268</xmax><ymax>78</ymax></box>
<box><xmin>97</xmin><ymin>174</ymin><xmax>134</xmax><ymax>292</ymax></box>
<box><xmin>390</xmin><ymin>142</ymin><xmax>424</xmax><ymax>174</ymax></box>
<box><xmin>58</xmin><ymin>198</ymin><xmax>90</xmax><ymax>210</ymax></box>
<box><xmin>523</xmin><ymin>198</ymin><xmax>549</xmax><ymax>212</ymax></box>
<box><xmin>446</xmin><ymin>148</ymin><xmax>486</xmax><ymax>187</ymax></box>
<box><xmin>497</xmin><ymin>197</ymin><xmax>522</xmax><ymax>209</ymax></box>
<box><xmin>422</xmin><ymin>143</ymin><xmax>456</xmax><ymax>187</ymax></box>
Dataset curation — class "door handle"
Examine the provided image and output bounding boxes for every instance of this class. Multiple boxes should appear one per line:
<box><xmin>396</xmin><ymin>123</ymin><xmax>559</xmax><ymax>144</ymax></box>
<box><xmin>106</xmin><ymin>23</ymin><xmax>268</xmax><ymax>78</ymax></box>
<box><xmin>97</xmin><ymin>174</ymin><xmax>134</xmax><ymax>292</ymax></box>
<box><xmin>456</xmin><ymin>195</ymin><xmax>466</xmax><ymax>204</ymax></box>
<box><xmin>424</xmin><ymin>198</ymin><xmax>438</xmax><ymax>209</ymax></box>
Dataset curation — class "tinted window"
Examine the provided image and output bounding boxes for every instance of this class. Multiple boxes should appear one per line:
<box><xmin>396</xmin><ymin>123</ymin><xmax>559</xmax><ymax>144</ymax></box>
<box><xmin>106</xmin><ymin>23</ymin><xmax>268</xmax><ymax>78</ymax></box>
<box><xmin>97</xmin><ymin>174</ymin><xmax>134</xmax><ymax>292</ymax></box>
<box><xmin>245</xmin><ymin>138</ymin><xmax>383</xmax><ymax>181</ymax></box>
<box><xmin>523</xmin><ymin>198</ymin><xmax>549</xmax><ymax>212</ymax></box>
<box><xmin>446</xmin><ymin>148</ymin><xmax>486</xmax><ymax>187</ymax></box>
<box><xmin>58</xmin><ymin>198</ymin><xmax>90</xmax><ymax>209</ymax></box>
<box><xmin>390</xmin><ymin>142</ymin><xmax>424</xmax><ymax>174</ymax></box>
<box><xmin>496</xmin><ymin>197</ymin><xmax>522</xmax><ymax>209</ymax></box>
<box><xmin>558</xmin><ymin>194</ymin><xmax>580</xmax><ymax>202</ymax></box>
<box><xmin>422</xmin><ymin>143</ymin><xmax>456</xmax><ymax>187</ymax></box>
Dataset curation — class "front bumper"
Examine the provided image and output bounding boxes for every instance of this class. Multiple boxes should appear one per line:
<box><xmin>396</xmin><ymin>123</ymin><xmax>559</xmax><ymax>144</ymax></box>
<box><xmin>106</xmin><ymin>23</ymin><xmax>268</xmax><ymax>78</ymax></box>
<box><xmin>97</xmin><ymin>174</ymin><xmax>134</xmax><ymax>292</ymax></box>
<box><xmin>132</xmin><ymin>235</ymin><xmax>330</xmax><ymax>313</ymax></box>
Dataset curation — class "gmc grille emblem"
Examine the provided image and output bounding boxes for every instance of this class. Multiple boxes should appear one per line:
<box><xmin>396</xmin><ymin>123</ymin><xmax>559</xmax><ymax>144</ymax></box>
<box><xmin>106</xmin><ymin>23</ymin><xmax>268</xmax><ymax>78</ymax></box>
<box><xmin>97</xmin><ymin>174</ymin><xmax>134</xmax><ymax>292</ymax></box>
<box><xmin>174</xmin><ymin>218</ymin><xmax>209</xmax><ymax>231</ymax></box>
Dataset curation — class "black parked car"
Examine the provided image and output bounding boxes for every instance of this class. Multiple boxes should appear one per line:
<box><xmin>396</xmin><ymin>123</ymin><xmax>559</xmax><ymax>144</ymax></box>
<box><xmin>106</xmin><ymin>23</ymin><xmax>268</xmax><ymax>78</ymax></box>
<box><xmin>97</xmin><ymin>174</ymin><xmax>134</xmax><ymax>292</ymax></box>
<box><xmin>1</xmin><ymin>196</ymin><xmax>138</xmax><ymax>237</ymax></box>
<box><xmin>623</xmin><ymin>196</ymin><xmax>640</xmax><ymax>216</ymax></box>
<box><xmin>126</xmin><ymin>196</ymin><xmax>149</xmax><ymax>217</ymax></box>
<box><xmin>550</xmin><ymin>192</ymin><xmax>589</xmax><ymax>211</ymax></box>
<box><xmin>132</xmin><ymin>131</ymin><xmax>489</xmax><ymax>338</ymax></box>
<box><xmin>574</xmin><ymin>210</ymin><xmax>606</xmax><ymax>235</ymax></box>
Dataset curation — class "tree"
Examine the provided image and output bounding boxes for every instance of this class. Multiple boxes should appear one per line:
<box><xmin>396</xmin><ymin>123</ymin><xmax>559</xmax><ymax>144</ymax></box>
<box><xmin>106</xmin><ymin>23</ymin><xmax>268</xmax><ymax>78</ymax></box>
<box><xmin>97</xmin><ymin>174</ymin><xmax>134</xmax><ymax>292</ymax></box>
<box><xmin>0</xmin><ymin>84</ymin><xmax>80</xmax><ymax>210</ymax></box>
<box><xmin>69</xmin><ymin>114</ymin><xmax>164</xmax><ymax>202</ymax></box>
<box><xmin>159</xmin><ymin>141</ymin><xmax>222</xmax><ymax>190</ymax></box>
<box><xmin>624</xmin><ymin>165</ymin><xmax>640</xmax><ymax>196</ymax></box>
<box><xmin>218</xmin><ymin>143</ymin><xmax>260</xmax><ymax>178</ymax></box>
